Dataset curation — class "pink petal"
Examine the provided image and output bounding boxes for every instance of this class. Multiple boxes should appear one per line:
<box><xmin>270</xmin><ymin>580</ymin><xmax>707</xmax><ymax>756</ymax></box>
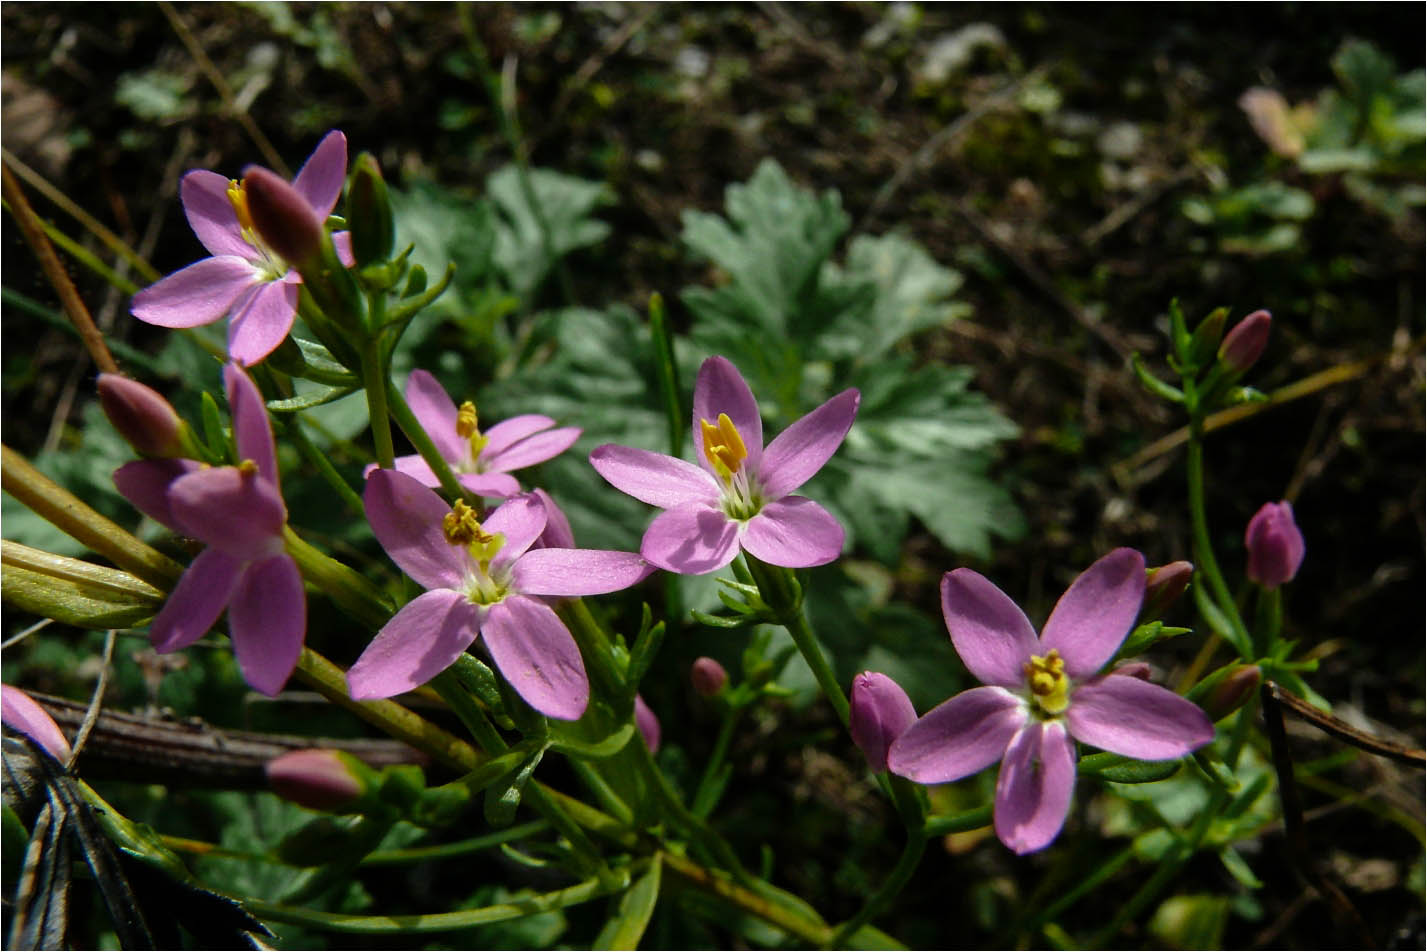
<box><xmin>114</xmin><ymin>459</ymin><xmax>202</xmax><ymax>531</ymax></box>
<box><xmin>292</xmin><ymin>130</ymin><xmax>348</xmax><ymax>217</ymax></box>
<box><xmin>640</xmin><ymin>502</ymin><xmax>740</xmax><ymax>575</ymax></box>
<box><xmin>692</xmin><ymin>356</ymin><xmax>763</xmax><ymax>476</ymax></box>
<box><xmin>229</xmin><ymin>555</ymin><xmax>305</xmax><ymax>696</ymax></box>
<box><xmin>589</xmin><ymin>444</ymin><xmax>720</xmax><ymax>509</ymax></box>
<box><xmin>994</xmin><ymin>720</ymin><xmax>1077</xmax><ymax>855</ymax></box>
<box><xmin>168</xmin><ymin>466</ymin><xmax>286</xmax><ymax>560</ymax></box>
<box><xmin>1041</xmin><ymin>548</ymin><xmax>1146</xmax><ymax>679</ymax></box>
<box><xmin>347</xmin><ymin>590</ymin><xmax>480</xmax><ymax>700</ymax></box>
<box><xmin>481</xmin><ymin>414</ymin><xmax>558</xmax><ymax>458</ymax></box>
<box><xmin>227</xmin><ymin>278</ymin><xmax>299</xmax><ymax>366</ymax></box>
<box><xmin>481</xmin><ymin>596</ymin><xmax>588</xmax><ymax>721</ymax></box>
<box><xmin>532</xmin><ymin>489</ymin><xmax>575</xmax><ymax>548</ymax></box>
<box><xmin>390</xmin><ymin>454</ymin><xmax>441</xmax><ymax>487</ymax></box>
<box><xmin>940</xmin><ymin>569</ymin><xmax>1040</xmax><ymax>690</ymax></box>
<box><xmin>483</xmin><ymin>494</ymin><xmax>547</xmax><ymax>572</ymax></box>
<box><xmin>850</xmin><ymin>672</ymin><xmax>917</xmax><ymax>772</ymax></box>
<box><xmin>224</xmin><ymin>364</ymin><xmax>278</xmax><ymax>486</ymax></box>
<box><xmin>363</xmin><ymin>470</ymin><xmax>467</xmax><ymax>591</ymax></box>
<box><xmin>758</xmin><ymin>388</ymin><xmax>860</xmax><ymax>500</ymax></box>
<box><xmin>740</xmin><ymin>496</ymin><xmax>844</xmax><ymax>568</ymax></box>
<box><xmin>458</xmin><ymin>472</ymin><xmax>522</xmax><ymax>498</ymax></box>
<box><xmin>404</xmin><ymin>370</ymin><xmax>465</xmax><ymax>464</ymax></box>
<box><xmin>887</xmin><ymin>686</ymin><xmax>1026</xmax><ymax>783</ymax></box>
<box><xmin>634</xmin><ymin>694</ymin><xmax>660</xmax><ymax>753</ymax></box>
<box><xmin>1066</xmin><ymin>675</ymin><xmax>1215</xmax><ymax>760</ymax></box>
<box><xmin>180</xmin><ymin>170</ymin><xmax>251</xmax><ymax>259</ymax></box>
<box><xmin>512</xmin><ymin>548</ymin><xmax>651</xmax><ymax>597</ymax></box>
<box><xmin>483</xmin><ymin>426</ymin><xmax>581</xmax><ymax>473</ymax></box>
<box><xmin>2</xmin><ymin>687</ymin><xmax>72</xmax><ymax>762</ymax></box>
<box><xmin>131</xmin><ymin>256</ymin><xmax>256</xmax><ymax>328</ymax></box>
<box><xmin>150</xmin><ymin>547</ymin><xmax>244</xmax><ymax>652</ymax></box>
<box><xmin>333</xmin><ymin>230</ymin><xmax>355</xmax><ymax>267</ymax></box>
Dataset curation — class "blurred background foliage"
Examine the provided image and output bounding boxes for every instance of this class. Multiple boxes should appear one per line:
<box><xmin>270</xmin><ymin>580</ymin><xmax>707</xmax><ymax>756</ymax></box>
<box><xmin>2</xmin><ymin>3</ymin><xmax>1422</xmax><ymax>947</ymax></box>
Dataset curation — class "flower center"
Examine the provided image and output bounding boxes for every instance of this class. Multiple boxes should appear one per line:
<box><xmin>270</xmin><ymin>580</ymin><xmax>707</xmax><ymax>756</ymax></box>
<box><xmin>442</xmin><ymin>501</ymin><xmax>507</xmax><ymax>604</ymax></box>
<box><xmin>700</xmin><ymin>413</ymin><xmax>761</xmax><ymax>520</ymax></box>
<box><xmin>226</xmin><ymin>179</ymin><xmax>287</xmax><ymax>281</ymax></box>
<box><xmin>1024</xmin><ymin>650</ymin><xmax>1071</xmax><ymax>718</ymax></box>
<box><xmin>455</xmin><ymin>401</ymin><xmax>489</xmax><ymax>471</ymax></box>
<box><xmin>237</xmin><ymin>458</ymin><xmax>260</xmax><ymax>478</ymax></box>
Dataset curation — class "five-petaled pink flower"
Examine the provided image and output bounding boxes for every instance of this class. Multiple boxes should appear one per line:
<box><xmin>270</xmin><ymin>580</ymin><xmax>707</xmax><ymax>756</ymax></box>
<box><xmin>131</xmin><ymin>131</ymin><xmax>349</xmax><ymax>366</ymax></box>
<box><xmin>346</xmin><ymin>470</ymin><xmax>649</xmax><ymax>720</ymax></box>
<box><xmin>589</xmin><ymin>356</ymin><xmax>859</xmax><ymax>574</ymax></box>
<box><xmin>114</xmin><ymin>365</ymin><xmax>306</xmax><ymax>696</ymax></box>
<box><xmin>888</xmin><ymin>548</ymin><xmax>1214</xmax><ymax>855</ymax></box>
<box><xmin>378</xmin><ymin>370</ymin><xmax>580</xmax><ymax>498</ymax></box>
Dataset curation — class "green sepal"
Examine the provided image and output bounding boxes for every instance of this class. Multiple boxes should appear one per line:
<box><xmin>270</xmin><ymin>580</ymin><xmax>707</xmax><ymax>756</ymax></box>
<box><xmin>1186</xmin><ymin>306</ymin><xmax>1230</xmax><ymax>369</ymax></box>
<box><xmin>1117</xmin><ymin>621</ymin><xmax>1192</xmax><ymax>660</ymax></box>
<box><xmin>1130</xmin><ymin>353</ymin><xmax>1186</xmax><ymax>404</ymax></box>
<box><xmin>199</xmin><ymin>389</ymin><xmax>229</xmax><ymax>461</ymax></box>
<box><xmin>402</xmin><ymin>262</ymin><xmax>427</xmax><ymax>297</ymax></box>
<box><xmin>450</xmin><ymin>654</ymin><xmax>513</xmax><ymax>728</ymax></box>
<box><xmin>624</xmin><ymin>604</ymin><xmax>666</xmax><ymax>689</ymax></box>
<box><xmin>1078</xmin><ymin>751</ymin><xmax>1183</xmax><ymax>784</ymax></box>
<box><xmin>484</xmin><ymin>744</ymin><xmax>546</xmax><ymax>828</ymax></box>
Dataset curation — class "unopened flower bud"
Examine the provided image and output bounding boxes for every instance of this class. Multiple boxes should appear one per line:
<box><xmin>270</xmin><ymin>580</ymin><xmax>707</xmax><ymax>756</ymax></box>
<box><xmin>2</xmin><ymin>686</ymin><xmax>72</xmax><ymax>763</ymax></box>
<box><xmin>849</xmin><ymin>672</ymin><xmax>916</xmax><ymax>773</ymax></box>
<box><xmin>266</xmin><ymin>749</ymin><xmax>371</xmax><ymax>812</ymax></box>
<box><xmin>242</xmin><ymin>166</ymin><xmax>326</xmax><ymax>268</ymax></box>
<box><xmin>348</xmin><ymin>152</ymin><xmax>395</xmax><ymax>268</ymax></box>
<box><xmin>690</xmin><ymin>657</ymin><xmax>728</xmax><ymax>698</ymax></box>
<box><xmin>1245</xmin><ymin>501</ymin><xmax>1305</xmax><ymax>589</ymax></box>
<box><xmin>97</xmin><ymin>374</ymin><xmax>187</xmax><ymax>457</ymax></box>
<box><xmin>1142</xmin><ymin>560</ymin><xmax>1193</xmax><ymax>620</ymax></box>
<box><xmin>1202</xmin><ymin>664</ymin><xmax>1261</xmax><ymax>721</ymax></box>
<box><xmin>634</xmin><ymin>695</ymin><xmax>660</xmax><ymax>754</ymax></box>
<box><xmin>1219</xmin><ymin>309</ymin><xmax>1272</xmax><ymax>374</ymax></box>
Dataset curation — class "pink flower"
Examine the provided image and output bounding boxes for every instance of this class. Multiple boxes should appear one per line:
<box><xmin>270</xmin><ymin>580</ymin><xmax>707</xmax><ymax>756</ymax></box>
<box><xmin>346</xmin><ymin>470</ymin><xmax>648</xmax><ymax>720</ymax></box>
<box><xmin>1245</xmin><ymin>501</ymin><xmax>1305</xmax><ymax>589</ymax></box>
<box><xmin>634</xmin><ymin>695</ymin><xmax>661</xmax><ymax>753</ymax></box>
<box><xmin>113</xmin><ymin>365</ymin><xmax>306</xmax><ymax>696</ymax></box>
<box><xmin>130</xmin><ymin>131</ymin><xmax>350</xmax><ymax>366</ymax></box>
<box><xmin>380</xmin><ymin>370</ymin><xmax>581</xmax><ymax>498</ymax></box>
<box><xmin>849</xmin><ymin>672</ymin><xmax>917</xmax><ymax>772</ymax></box>
<box><xmin>590</xmin><ymin>356</ymin><xmax>859</xmax><ymax>574</ymax></box>
<box><xmin>888</xmin><ymin>549</ymin><xmax>1214</xmax><ymax>854</ymax></box>
<box><xmin>2</xmin><ymin>686</ymin><xmax>72</xmax><ymax>762</ymax></box>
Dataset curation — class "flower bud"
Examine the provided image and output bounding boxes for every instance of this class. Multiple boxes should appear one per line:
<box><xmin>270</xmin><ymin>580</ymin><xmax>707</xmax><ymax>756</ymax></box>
<box><xmin>1219</xmin><ymin>309</ymin><xmax>1272</xmax><ymax>374</ymax></box>
<box><xmin>266</xmin><ymin>749</ymin><xmax>371</xmax><ymax>812</ymax></box>
<box><xmin>242</xmin><ymin>166</ymin><xmax>326</xmax><ymax>269</ymax></box>
<box><xmin>690</xmin><ymin>657</ymin><xmax>728</xmax><ymax>698</ymax></box>
<box><xmin>97</xmin><ymin>374</ymin><xmax>187</xmax><ymax>457</ymax></box>
<box><xmin>634</xmin><ymin>695</ymin><xmax>660</xmax><ymax>754</ymax></box>
<box><xmin>849</xmin><ymin>672</ymin><xmax>916</xmax><ymax>773</ymax></box>
<box><xmin>1245</xmin><ymin>501</ymin><xmax>1305</xmax><ymax>589</ymax></box>
<box><xmin>1186</xmin><ymin>307</ymin><xmax>1229</xmax><ymax>368</ymax></box>
<box><xmin>1</xmin><ymin>686</ymin><xmax>72</xmax><ymax>763</ymax></box>
<box><xmin>1201</xmin><ymin>664</ymin><xmax>1261</xmax><ymax>721</ymax></box>
<box><xmin>1142</xmin><ymin>560</ymin><xmax>1193</xmax><ymax>620</ymax></box>
<box><xmin>348</xmin><ymin>152</ymin><xmax>395</xmax><ymax>268</ymax></box>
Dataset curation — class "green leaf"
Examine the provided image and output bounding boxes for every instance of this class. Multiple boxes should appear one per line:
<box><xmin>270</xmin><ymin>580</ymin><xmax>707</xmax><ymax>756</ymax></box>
<box><xmin>485</xmin><ymin>746</ymin><xmax>545</xmax><ymax>827</ymax></box>
<box><xmin>1078</xmin><ymin>752</ymin><xmax>1183</xmax><ymax>784</ymax></box>
<box><xmin>593</xmin><ymin>855</ymin><xmax>662</xmax><ymax>950</ymax></box>
<box><xmin>488</xmin><ymin>166</ymin><xmax>612</xmax><ymax>300</ymax></box>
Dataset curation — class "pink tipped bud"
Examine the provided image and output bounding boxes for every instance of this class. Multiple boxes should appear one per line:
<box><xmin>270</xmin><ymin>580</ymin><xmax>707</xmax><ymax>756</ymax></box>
<box><xmin>1219</xmin><ymin>309</ymin><xmax>1272</xmax><ymax>374</ymax></box>
<box><xmin>97</xmin><ymin>374</ymin><xmax>186</xmax><ymax>457</ymax></box>
<box><xmin>1</xmin><ymin>687</ymin><xmax>72</xmax><ymax>763</ymax></box>
<box><xmin>1111</xmin><ymin>661</ymin><xmax>1154</xmax><ymax>681</ymax></box>
<box><xmin>1245</xmin><ymin>501</ymin><xmax>1305</xmax><ymax>589</ymax></box>
<box><xmin>1142</xmin><ymin>560</ymin><xmax>1193</xmax><ymax>619</ymax></box>
<box><xmin>242</xmin><ymin>166</ymin><xmax>326</xmax><ymax>267</ymax></box>
<box><xmin>634</xmin><ymin>695</ymin><xmax>661</xmax><ymax>754</ymax></box>
<box><xmin>690</xmin><ymin>657</ymin><xmax>728</xmax><ymax>698</ymax></box>
<box><xmin>266</xmin><ymin>749</ymin><xmax>369</xmax><ymax>811</ymax></box>
<box><xmin>849</xmin><ymin>672</ymin><xmax>917</xmax><ymax>773</ymax></box>
<box><xmin>1202</xmin><ymin>665</ymin><xmax>1262</xmax><ymax>721</ymax></box>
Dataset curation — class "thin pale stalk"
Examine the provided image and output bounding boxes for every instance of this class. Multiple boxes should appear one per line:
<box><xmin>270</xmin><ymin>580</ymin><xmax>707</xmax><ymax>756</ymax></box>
<box><xmin>385</xmin><ymin>379</ymin><xmax>469</xmax><ymax>502</ymax></box>
<box><xmin>285</xmin><ymin>413</ymin><xmax>365</xmax><ymax>516</ymax></box>
<box><xmin>361</xmin><ymin>820</ymin><xmax>553</xmax><ymax>865</ymax></box>
<box><xmin>360</xmin><ymin>334</ymin><xmax>396</xmax><ymax>471</ymax></box>
<box><xmin>744</xmin><ymin>556</ymin><xmax>850</xmax><ymax>726</ymax></box>
<box><xmin>827</xmin><ymin>831</ymin><xmax>926</xmax><ymax>947</ymax></box>
<box><xmin>283</xmin><ymin>527</ymin><xmax>392</xmax><ymax>630</ymax></box>
<box><xmin>1184</xmin><ymin>417</ymin><xmax>1252</xmax><ymax>657</ymax></box>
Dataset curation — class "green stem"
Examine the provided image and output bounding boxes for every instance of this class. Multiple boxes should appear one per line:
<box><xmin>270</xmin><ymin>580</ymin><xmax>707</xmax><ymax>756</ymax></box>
<box><xmin>285</xmin><ymin>413</ymin><xmax>365</xmax><ymax>516</ymax></box>
<box><xmin>828</xmin><ymin>831</ymin><xmax>926</xmax><ymax>947</ymax></box>
<box><xmin>1014</xmin><ymin>845</ymin><xmax>1135</xmax><ymax>944</ymax></box>
<box><xmin>385</xmin><ymin>378</ymin><xmax>470</xmax><ymax>502</ymax></box>
<box><xmin>560</xmin><ymin>598</ymin><xmax>627</xmax><ymax>703</ymax></box>
<box><xmin>283</xmin><ymin>527</ymin><xmax>392</xmax><ymax>631</ymax></box>
<box><xmin>629</xmin><ymin>731</ymin><xmax>750</xmax><ymax>881</ymax></box>
<box><xmin>920</xmin><ymin>803</ymin><xmax>994</xmax><ymax>838</ymax></box>
<box><xmin>1184</xmin><ymin>412</ymin><xmax>1252</xmax><ymax>658</ymax></box>
<box><xmin>744</xmin><ymin>556</ymin><xmax>850</xmax><ymax>726</ymax></box>
<box><xmin>362</xmin><ymin>820</ymin><xmax>552</xmax><ymax>865</ymax></box>
<box><xmin>360</xmin><ymin>333</ymin><xmax>395</xmax><ymax>471</ymax></box>
<box><xmin>692</xmin><ymin>704</ymin><xmax>742</xmax><ymax>819</ymax></box>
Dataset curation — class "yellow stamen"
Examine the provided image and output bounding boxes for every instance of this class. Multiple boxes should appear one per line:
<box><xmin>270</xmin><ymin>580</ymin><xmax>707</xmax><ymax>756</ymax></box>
<box><xmin>441</xmin><ymin>501</ymin><xmax>504</xmax><ymax>567</ymax></box>
<box><xmin>456</xmin><ymin>401</ymin><xmax>479</xmax><ymax>438</ymax></box>
<box><xmin>237</xmin><ymin>458</ymin><xmax>260</xmax><ymax>477</ymax></box>
<box><xmin>700</xmin><ymin>413</ymin><xmax>748</xmax><ymax>483</ymax></box>
<box><xmin>227</xmin><ymin>180</ymin><xmax>255</xmax><ymax>234</ymax></box>
<box><xmin>1023</xmin><ymin>650</ymin><xmax>1071</xmax><ymax>717</ymax></box>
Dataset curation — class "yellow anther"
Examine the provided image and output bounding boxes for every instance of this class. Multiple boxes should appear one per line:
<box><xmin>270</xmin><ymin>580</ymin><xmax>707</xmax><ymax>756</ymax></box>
<box><xmin>456</xmin><ymin>401</ymin><xmax>479</xmax><ymax>438</ymax></box>
<box><xmin>1023</xmin><ymin>650</ymin><xmax>1071</xmax><ymax>717</ymax></box>
<box><xmin>442</xmin><ymin>500</ymin><xmax>488</xmax><ymax>546</ymax></box>
<box><xmin>226</xmin><ymin>180</ymin><xmax>255</xmax><ymax>234</ymax></box>
<box><xmin>237</xmin><ymin>458</ymin><xmax>260</xmax><ymax>478</ymax></box>
<box><xmin>700</xmin><ymin>413</ymin><xmax>748</xmax><ymax>482</ymax></box>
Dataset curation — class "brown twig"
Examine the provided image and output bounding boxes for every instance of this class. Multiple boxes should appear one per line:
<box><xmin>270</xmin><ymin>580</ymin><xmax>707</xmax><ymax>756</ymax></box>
<box><xmin>2</xmin><ymin>164</ymin><xmax>119</xmax><ymax>375</ymax></box>
<box><xmin>1266</xmin><ymin>681</ymin><xmax>1426</xmax><ymax>768</ymax></box>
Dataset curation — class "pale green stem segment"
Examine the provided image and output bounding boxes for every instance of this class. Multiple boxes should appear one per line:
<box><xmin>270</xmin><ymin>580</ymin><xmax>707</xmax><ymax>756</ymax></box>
<box><xmin>385</xmin><ymin>379</ymin><xmax>470</xmax><ymax>502</ymax></box>
<box><xmin>285</xmin><ymin>412</ymin><xmax>365</xmax><ymax>515</ymax></box>
<box><xmin>360</xmin><ymin>333</ymin><xmax>396</xmax><ymax>471</ymax></box>
<box><xmin>283</xmin><ymin>527</ymin><xmax>392</xmax><ymax>630</ymax></box>
<box><xmin>362</xmin><ymin>820</ymin><xmax>551</xmax><ymax>865</ymax></box>
<box><xmin>743</xmin><ymin>555</ymin><xmax>850</xmax><ymax>727</ymax></box>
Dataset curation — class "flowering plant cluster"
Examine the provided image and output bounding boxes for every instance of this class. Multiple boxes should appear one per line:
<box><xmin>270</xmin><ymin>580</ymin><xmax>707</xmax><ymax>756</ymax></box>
<box><xmin>5</xmin><ymin>122</ymin><xmax>1396</xmax><ymax>952</ymax></box>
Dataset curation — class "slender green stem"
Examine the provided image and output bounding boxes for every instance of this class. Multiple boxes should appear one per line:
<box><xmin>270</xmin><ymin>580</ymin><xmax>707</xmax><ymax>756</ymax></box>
<box><xmin>1014</xmin><ymin>845</ymin><xmax>1135</xmax><ymax>944</ymax></box>
<box><xmin>285</xmin><ymin>412</ymin><xmax>365</xmax><ymax>515</ymax></box>
<box><xmin>828</xmin><ymin>831</ymin><xmax>926</xmax><ymax>947</ymax></box>
<box><xmin>560</xmin><ymin>598</ymin><xmax>627</xmax><ymax>702</ymax></box>
<box><xmin>362</xmin><ymin>820</ymin><xmax>552</xmax><ymax>865</ymax></box>
<box><xmin>360</xmin><ymin>333</ymin><xmax>396</xmax><ymax>471</ymax></box>
<box><xmin>386</xmin><ymin>378</ymin><xmax>469</xmax><ymax>501</ymax></box>
<box><xmin>745</xmin><ymin>557</ymin><xmax>850</xmax><ymax>726</ymax></box>
<box><xmin>692</xmin><ymin>704</ymin><xmax>742</xmax><ymax>819</ymax></box>
<box><xmin>1183</xmin><ymin>413</ymin><xmax>1253</xmax><ymax>658</ymax></box>
<box><xmin>283</xmin><ymin>527</ymin><xmax>392</xmax><ymax>630</ymax></box>
<box><xmin>920</xmin><ymin>804</ymin><xmax>994</xmax><ymax>838</ymax></box>
<box><xmin>629</xmin><ymin>731</ymin><xmax>750</xmax><ymax>881</ymax></box>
